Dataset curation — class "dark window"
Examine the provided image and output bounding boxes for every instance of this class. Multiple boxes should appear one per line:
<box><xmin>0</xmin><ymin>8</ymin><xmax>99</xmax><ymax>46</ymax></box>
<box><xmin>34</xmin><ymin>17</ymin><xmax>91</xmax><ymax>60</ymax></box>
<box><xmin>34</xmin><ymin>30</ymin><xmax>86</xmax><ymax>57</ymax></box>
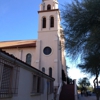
<box><xmin>47</xmin><ymin>4</ymin><xmax>51</xmax><ymax>10</ymax></box>
<box><xmin>32</xmin><ymin>75</ymin><xmax>42</xmax><ymax>93</ymax></box>
<box><xmin>50</xmin><ymin>17</ymin><xmax>54</xmax><ymax>27</ymax></box>
<box><xmin>42</xmin><ymin>67</ymin><xmax>45</xmax><ymax>73</ymax></box>
<box><xmin>37</xmin><ymin>77</ymin><xmax>41</xmax><ymax>93</ymax></box>
<box><xmin>43</xmin><ymin>47</ymin><xmax>52</xmax><ymax>55</ymax></box>
<box><xmin>0</xmin><ymin>66</ymin><xmax>13</xmax><ymax>97</ymax></box>
<box><xmin>49</xmin><ymin>67</ymin><xmax>52</xmax><ymax>77</ymax></box>
<box><xmin>26</xmin><ymin>53</ymin><xmax>32</xmax><ymax>65</ymax></box>
<box><xmin>47</xmin><ymin>81</ymin><xmax>54</xmax><ymax>94</ymax></box>
<box><xmin>43</xmin><ymin>17</ymin><xmax>46</xmax><ymax>28</ymax></box>
<box><xmin>0</xmin><ymin>63</ymin><xmax>19</xmax><ymax>98</ymax></box>
<box><xmin>50</xmin><ymin>81</ymin><xmax>54</xmax><ymax>93</ymax></box>
<box><xmin>32</xmin><ymin>75</ymin><xmax>37</xmax><ymax>93</ymax></box>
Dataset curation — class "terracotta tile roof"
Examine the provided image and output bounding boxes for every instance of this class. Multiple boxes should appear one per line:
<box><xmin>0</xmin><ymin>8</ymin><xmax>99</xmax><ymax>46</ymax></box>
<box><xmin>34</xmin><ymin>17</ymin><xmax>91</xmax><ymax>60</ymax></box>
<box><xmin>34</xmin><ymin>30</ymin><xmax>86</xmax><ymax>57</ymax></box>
<box><xmin>0</xmin><ymin>49</ymin><xmax>55</xmax><ymax>81</ymax></box>
<box><xmin>0</xmin><ymin>40</ymin><xmax>36</xmax><ymax>49</ymax></box>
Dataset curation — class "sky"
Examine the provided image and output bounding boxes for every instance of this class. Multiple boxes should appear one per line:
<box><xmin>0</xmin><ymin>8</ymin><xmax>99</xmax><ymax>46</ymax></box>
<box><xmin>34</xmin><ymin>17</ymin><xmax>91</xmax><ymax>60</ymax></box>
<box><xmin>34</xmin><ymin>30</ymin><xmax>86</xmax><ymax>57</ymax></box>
<box><xmin>0</xmin><ymin>0</ymin><xmax>72</xmax><ymax>41</ymax></box>
<box><xmin>0</xmin><ymin>0</ymin><xmax>94</xmax><ymax>86</ymax></box>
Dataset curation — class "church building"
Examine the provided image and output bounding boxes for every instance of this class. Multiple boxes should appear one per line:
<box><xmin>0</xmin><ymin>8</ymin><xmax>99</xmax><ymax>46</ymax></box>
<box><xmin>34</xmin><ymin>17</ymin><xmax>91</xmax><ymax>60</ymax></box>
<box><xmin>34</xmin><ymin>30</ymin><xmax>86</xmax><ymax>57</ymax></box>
<box><xmin>0</xmin><ymin>0</ymin><xmax>67</xmax><ymax>91</ymax></box>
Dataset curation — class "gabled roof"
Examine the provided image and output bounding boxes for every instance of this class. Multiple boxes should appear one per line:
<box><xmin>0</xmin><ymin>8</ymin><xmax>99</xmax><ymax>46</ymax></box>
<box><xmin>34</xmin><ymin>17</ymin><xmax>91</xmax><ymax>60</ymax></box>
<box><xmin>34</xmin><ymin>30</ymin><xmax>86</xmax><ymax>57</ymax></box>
<box><xmin>0</xmin><ymin>40</ymin><xmax>36</xmax><ymax>49</ymax></box>
<box><xmin>0</xmin><ymin>49</ymin><xmax>55</xmax><ymax>81</ymax></box>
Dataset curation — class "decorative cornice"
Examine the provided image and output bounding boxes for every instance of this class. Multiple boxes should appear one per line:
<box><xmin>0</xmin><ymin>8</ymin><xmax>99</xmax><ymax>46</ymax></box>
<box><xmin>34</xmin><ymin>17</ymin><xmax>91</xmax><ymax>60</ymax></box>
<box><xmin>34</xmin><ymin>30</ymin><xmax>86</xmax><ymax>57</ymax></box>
<box><xmin>38</xmin><ymin>9</ymin><xmax>59</xmax><ymax>13</ymax></box>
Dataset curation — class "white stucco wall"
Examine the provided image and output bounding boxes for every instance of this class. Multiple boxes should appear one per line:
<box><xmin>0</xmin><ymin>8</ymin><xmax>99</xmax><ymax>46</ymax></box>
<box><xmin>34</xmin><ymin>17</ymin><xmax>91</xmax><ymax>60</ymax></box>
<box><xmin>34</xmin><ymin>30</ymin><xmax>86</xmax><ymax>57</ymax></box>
<box><xmin>0</xmin><ymin>66</ymin><xmax>54</xmax><ymax>100</ymax></box>
<box><xmin>2</xmin><ymin>48</ymin><xmax>37</xmax><ymax>68</ymax></box>
<box><xmin>37</xmin><ymin>1</ymin><xmax>62</xmax><ymax>86</ymax></box>
<box><xmin>37</xmin><ymin>30</ymin><xmax>62</xmax><ymax>86</ymax></box>
<box><xmin>38</xmin><ymin>11</ymin><xmax>60</xmax><ymax>32</ymax></box>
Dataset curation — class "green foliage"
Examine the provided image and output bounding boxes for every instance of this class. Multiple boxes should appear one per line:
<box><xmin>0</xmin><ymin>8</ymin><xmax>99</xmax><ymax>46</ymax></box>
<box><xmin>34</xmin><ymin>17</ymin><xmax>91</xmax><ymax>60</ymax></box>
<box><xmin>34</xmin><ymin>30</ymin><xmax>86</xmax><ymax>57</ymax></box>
<box><xmin>62</xmin><ymin>0</ymin><xmax>100</xmax><ymax>59</ymax></box>
<box><xmin>78</xmin><ymin>77</ymin><xmax>90</xmax><ymax>91</ymax></box>
<box><xmin>62</xmin><ymin>0</ymin><xmax>100</xmax><ymax>91</ymax></box>
<box><xmin>78</xmin><ymin>52</ymin><xmax>100</xmax><ymax>77</ymax></box>
<box><xmin>87</xmin><ymin>86</ymin><xmax>93</xmax><ymax>92</ymax></box>
<box><xmin>77</xmin><ymin>85</ymin><xmax>83</xmax><ymax>91</ymax></box>
<box><xmin>78</xmin><ymin>77</ymin><xmax>90</xmax><ymax>87</ymax></box>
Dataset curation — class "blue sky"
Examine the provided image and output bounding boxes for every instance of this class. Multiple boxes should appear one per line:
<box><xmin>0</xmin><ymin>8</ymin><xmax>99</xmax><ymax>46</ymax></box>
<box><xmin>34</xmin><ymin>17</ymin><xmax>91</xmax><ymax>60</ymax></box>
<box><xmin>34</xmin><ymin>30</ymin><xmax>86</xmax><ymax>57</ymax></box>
<box><xmin>0</xmin><ymin>0</ymin><xmax>72</xmax><ymax>41</ymax></box>
<box><xmin>0</xmin><ymin>0</ymin><xmax>94</xmax><ymax>85</ymax></box>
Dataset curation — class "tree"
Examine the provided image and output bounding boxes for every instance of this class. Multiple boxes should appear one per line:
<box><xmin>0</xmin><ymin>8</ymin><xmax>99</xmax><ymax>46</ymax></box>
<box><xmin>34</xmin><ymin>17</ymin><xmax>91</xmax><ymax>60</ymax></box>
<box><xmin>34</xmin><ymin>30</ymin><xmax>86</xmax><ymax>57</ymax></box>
<box><xmin>62</xmin><ymin>1</ymin><xmax>100</xmax><ymax>99</ymax></box>
<box><xmin>78</xmin><ymin>77</ymin><xmax>90</xmax><ymax>87</ymax></box>
<box><xmin>87</xmin><ymin>86</ymin><xmax>93</xmax><ymax>92</ymax></box>
<box><xmin>78</xmin><ymin>52</ymin><xmax>100</xmax><ymax>100</ymax></box>
<box><xmin>78</xmin><ymin>52</ymin><xmax>100</xmax><ymax>87</ymax></box>
<box><xmin>78</xmin><ymin>77</ymin><xmax>90</xmax><ymax>92</ymax></box>
<box><xmin>62</xmin><ymin>0</ymin><xmax>100</xmax><ymax>59</ymax></box>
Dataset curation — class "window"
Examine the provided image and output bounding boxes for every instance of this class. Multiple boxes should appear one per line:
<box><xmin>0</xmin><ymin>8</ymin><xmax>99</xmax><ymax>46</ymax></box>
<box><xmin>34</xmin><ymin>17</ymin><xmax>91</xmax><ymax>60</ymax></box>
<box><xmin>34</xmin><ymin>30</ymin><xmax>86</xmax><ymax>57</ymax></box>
<box><xmin>42</xmin><ymin>67</ymin><xmax>45</xmax><ymax>73</ymax></box>
<box><xmin>0</xmin><ymin>65</ymin><xmax>13</xmax><ymax>98</ymax></box>
<box><xmin>42</xmin><ymin>17</ymin><xmax>46</xmax><ymax>28</ymax></box>
<box><xmin>43</xmin><ymin>47</ymin><xmax>52</xmax><ymax>55</ymax></box>
<box><xmin>50</xmin><ymin>81</ymin><xmax>54</xmax><ymax>93</ymax></box>
<box><xmin>26</xmin><ymin>53</ymin><xmax>32</xmax><ymax>65</ymax></box>
<box><xmin>0</xmin><ymin>64</ymin><xmax>19</xmax><ymax>98</ymax></box>
<box><xmin>49</xmin><ymin>67</ymin><xmax>52</xmax><ymax>77</ymax></box>
<box><xmin>47</xmin><ymin>4</ymin><xmax>51</xmax><ymax>10</ymax></box>
<box><xmin>43</xmin><ymin>2</ymin><xmax>45</xmax><ymax>10</ymax></box>
<box><xmin>32</xmin><ymin>75</ymin><xmax>43</xmax><ymax>94</ymax></box>
<box><xmin>50</xmin><ymin>16</ymin><xmax>54</xmax><ymax>27</ymax></box>
<box><xmin>47</xmin><ymin>80</ymin><xmax>54</xmax><ymax>94</ymax></box>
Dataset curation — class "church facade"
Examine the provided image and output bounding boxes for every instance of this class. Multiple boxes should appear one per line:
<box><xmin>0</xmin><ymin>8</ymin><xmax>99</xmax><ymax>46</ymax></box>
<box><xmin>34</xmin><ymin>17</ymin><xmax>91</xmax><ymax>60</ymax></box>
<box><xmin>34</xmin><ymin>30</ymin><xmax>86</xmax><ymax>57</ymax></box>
<box><xmin>0</xmin><ymin>0</ymin><xmax>67</xmax><ymax>88</ymax></box>
<box><xmin>0</xmin><ymin>49</ymin><xmax>55</xmax><ymax>100</ymax></box>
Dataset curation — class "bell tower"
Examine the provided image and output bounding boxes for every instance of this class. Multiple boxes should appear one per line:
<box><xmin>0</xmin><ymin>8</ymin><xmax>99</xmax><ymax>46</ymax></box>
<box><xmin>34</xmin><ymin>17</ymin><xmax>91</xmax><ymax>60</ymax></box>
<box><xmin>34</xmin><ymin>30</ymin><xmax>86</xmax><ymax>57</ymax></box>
<box><xmin>41</xmin><ymin>0</ymin><xmax>58</xmax><ymax>10</ymax></box>
<box><xmin>36</xmin><ymin>0</ymin><xmax>64</xmax><ymax>87</ymax></box>
<box><xmin>38</xmin><ymin>0</ymin><xmax>60</xmax><ymax>32</ymax></box>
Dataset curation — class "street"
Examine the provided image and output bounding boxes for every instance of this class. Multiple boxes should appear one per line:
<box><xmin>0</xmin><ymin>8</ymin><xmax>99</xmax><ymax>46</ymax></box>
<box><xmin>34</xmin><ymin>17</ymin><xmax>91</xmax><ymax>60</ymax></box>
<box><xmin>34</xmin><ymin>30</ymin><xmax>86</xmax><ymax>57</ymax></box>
<box><xmin>79</xmin><ymin>94</ymin><xmax>96</xmax><ymax>100</ymax></box>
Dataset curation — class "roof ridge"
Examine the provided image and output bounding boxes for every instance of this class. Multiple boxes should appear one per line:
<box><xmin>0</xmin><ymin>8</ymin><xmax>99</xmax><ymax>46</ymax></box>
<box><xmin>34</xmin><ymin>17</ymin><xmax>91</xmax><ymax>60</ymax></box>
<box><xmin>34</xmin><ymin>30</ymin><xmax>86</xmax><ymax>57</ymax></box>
<box><xmin>0</xmin><ymin>39</ymin><xmax>37</xmax><ymax>42</ymax></box>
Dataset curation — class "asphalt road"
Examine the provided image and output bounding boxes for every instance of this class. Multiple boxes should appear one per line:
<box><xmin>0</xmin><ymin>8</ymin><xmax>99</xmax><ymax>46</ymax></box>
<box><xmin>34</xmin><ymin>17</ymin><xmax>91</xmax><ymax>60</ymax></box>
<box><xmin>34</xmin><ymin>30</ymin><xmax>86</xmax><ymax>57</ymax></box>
<box><xmin>78</xmin><ymin>94</ymin><xmax>97</xmax><ymax>100</ymax></box>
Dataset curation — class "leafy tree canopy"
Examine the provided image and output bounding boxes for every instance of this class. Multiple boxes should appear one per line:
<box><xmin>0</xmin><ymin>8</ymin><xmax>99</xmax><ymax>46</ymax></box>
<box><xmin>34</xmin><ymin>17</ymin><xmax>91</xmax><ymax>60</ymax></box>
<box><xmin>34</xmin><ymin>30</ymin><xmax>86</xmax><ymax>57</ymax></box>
<box><xmin>78</xmin><ymin>52</ymin><xmax>100</xmax><ymax>77</ymax></box>
<box><xmin>78</xmin><ymin>77</ymin><xmax>90</xmax><ymax>91</ymax></box>
<box><xmin>62</xmin><ymin>0</ymin><xmax>100</xmax><ymax>59</ymax></box>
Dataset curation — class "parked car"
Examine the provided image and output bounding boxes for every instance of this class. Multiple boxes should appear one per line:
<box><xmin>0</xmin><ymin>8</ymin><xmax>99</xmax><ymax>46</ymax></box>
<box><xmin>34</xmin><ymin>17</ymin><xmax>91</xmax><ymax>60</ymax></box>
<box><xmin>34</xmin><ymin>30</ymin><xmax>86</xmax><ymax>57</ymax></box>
<box><xmin>87</xmin><ymin>90</ymin><xmax>92</xmax><ymax>96</ymax></box>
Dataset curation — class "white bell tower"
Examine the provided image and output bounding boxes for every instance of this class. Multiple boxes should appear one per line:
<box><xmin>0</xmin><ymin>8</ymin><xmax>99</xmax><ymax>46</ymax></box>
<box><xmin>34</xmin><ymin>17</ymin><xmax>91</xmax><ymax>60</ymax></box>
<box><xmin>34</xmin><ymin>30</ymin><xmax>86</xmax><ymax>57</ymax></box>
<box><xmin>36</xmin><ymin>0</ymin><xmax>64</xmax><ymax>87</ymax></box>
<box><xmin>40</xmin><ymin>0</ymin><xmax>58</xmax><ymax>11</ymax></box>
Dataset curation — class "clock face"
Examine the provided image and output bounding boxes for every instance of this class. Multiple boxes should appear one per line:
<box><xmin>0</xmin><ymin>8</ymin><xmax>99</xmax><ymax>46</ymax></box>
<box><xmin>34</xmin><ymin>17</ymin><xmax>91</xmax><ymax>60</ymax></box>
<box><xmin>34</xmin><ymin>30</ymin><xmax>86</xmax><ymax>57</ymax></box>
<box><xmin>43</xmin><ymin>47</ymin><xmax>52</xmax><ymax>55</ymax></box>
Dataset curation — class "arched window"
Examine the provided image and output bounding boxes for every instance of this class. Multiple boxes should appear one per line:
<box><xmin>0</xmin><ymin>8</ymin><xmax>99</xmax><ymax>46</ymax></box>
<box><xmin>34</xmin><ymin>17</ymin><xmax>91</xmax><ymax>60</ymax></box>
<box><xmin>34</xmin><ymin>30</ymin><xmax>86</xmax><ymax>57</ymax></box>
<box><xmin>50</xmin><ymin>16</ymin><xmax>54</xmax><ymax>27</ymax></box>
<box><xmin>42</xmin><ymin>67</ymin><xmax>45</xmax><ymax>73</ymax></box>
<box><xmin>47</xmin><ymin>4</ymin><xmax>51</xmax><ymax>10</ymax></box>
<box><xmin>43</xmin><ymin>2</ymin><xmax>45</xmax><ymax>10</ymax></box>
<box><xmin>42</xmin><ymin>17</ymin><xmax>46</xmax><ymax>28</ymax></box>
<box><xmin>49</xmin><ymin>67</ymin><xmax>52</xmax><ymax>77</ymax></box>
<box><xmin>26</xmin><ymin>53</ymin><xmax>32</xmax><ymax>65</ymax></box>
